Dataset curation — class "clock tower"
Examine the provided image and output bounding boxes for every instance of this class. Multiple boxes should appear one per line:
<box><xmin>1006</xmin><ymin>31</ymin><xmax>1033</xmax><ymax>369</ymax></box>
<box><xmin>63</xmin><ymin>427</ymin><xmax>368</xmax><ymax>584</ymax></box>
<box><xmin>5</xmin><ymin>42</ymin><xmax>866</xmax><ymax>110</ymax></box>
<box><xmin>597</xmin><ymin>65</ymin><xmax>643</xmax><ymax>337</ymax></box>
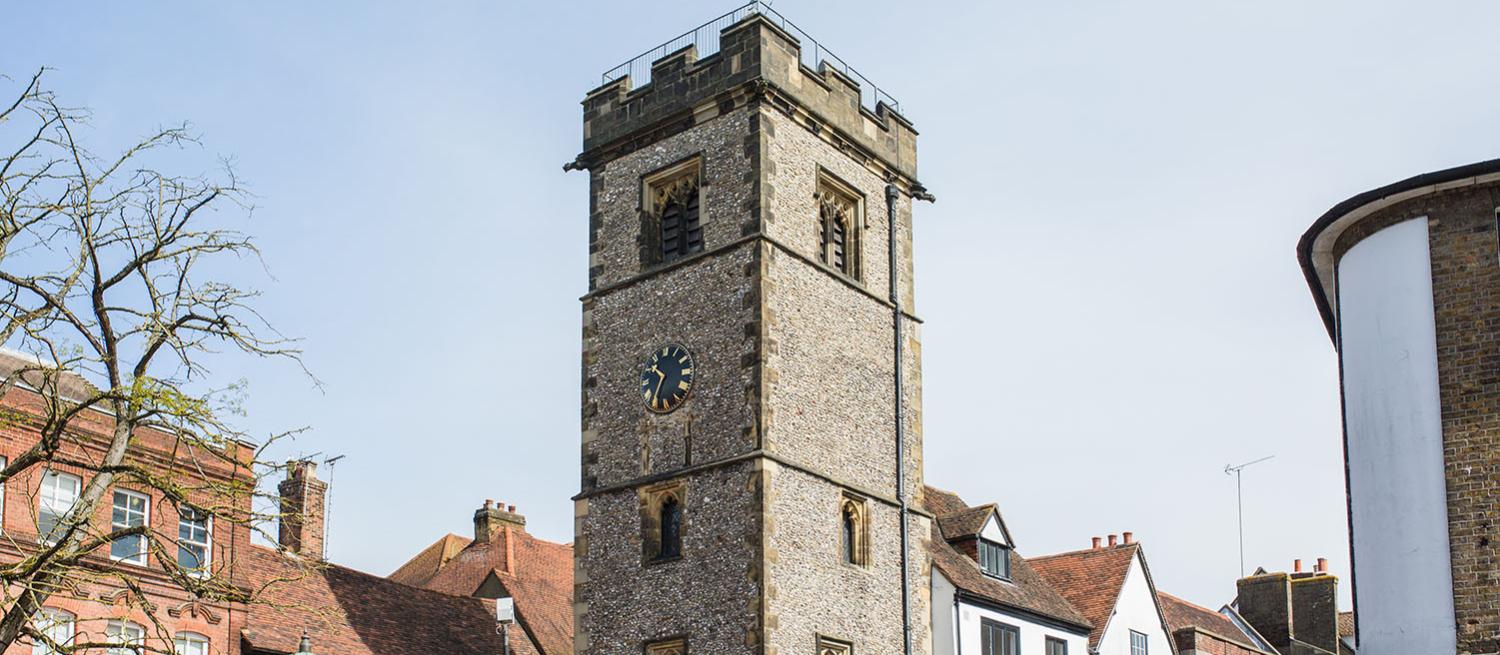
<box><xmin>570</xmin><ymin>8</ymin><xmax>930</xmax><ymax>655</ymax></box>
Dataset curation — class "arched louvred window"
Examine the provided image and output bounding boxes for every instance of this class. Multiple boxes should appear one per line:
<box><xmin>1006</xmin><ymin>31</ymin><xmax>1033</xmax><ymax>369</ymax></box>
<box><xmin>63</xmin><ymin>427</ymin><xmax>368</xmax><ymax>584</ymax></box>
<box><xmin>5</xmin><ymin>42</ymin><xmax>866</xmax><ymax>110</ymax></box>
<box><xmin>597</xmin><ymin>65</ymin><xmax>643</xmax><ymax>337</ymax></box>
<box><xmin>829</xmin><ymin>209</ymin><xmax>848</xmax><ymax>272</ymax></box>
<box><xmin>659</xmin><ymin>495</ymin><xmax>682</xmax><ymax>559</ymax></box>
<box><xmin>658</xmin><ymin>181</ymin><xmax>702</xmax><ymax>263</ymax></box>
<box><xmin>817</xmin><ymin>176</ymin><xmax>860</xmax><ymax>280</ymax></box>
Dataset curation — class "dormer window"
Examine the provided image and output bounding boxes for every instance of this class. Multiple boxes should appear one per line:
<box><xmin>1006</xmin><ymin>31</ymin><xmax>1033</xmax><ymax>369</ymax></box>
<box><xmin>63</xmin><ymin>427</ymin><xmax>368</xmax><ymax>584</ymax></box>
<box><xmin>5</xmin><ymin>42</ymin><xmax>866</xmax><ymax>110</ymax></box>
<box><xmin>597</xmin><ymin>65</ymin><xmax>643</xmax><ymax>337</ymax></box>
<box><xmin>979</xmin><ymin>539</ymin><xmax>1011</xmax><ymax>580</ymax></box>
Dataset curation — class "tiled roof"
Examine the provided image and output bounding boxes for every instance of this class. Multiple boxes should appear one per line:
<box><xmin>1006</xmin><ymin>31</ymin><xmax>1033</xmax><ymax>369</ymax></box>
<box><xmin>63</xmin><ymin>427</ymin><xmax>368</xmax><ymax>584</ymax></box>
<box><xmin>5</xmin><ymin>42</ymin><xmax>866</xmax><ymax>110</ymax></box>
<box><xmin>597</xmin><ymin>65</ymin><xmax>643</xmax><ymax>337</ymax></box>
<box><xmin>922</xmin><ymin>486</ymin><xmax>1091</xmax><ymax>631</ymax></box>
<box><xmin>1028</xmin><ymin>544</ymin><xmax>1141</xmax><ymax>647</ymax></box>
<box><xmin>389</xmin><ymin>533</ymin><xmax>472</xmax><ymax>588</ymax></box>
<box><xmin>399</xmin><ymin>527</ymin><xmax>574</xmax><ymax>655</ymax></box>
<box><xmin>1337</xmin><ymin>611</ymin><xmax>1354</xmax><ymax>637</ymax></box>
<box><xmin>1158</xmin><ymin>591</ymin><xmax>1269</xmax><ymax>653</ymax></box>
<box><xmin>936</xmin><ymin>505</ymin><xmax>996</xmax><ymax>542</ymax></box>
<box><xmin>237</xmin><ymin>544</ymin><xmax>507</xmax><ymax>655</ymax></box>
<box><xmin>0</xmin><ymin>349</ymin><xmax>100</xmax><ymax>402</ymax></box>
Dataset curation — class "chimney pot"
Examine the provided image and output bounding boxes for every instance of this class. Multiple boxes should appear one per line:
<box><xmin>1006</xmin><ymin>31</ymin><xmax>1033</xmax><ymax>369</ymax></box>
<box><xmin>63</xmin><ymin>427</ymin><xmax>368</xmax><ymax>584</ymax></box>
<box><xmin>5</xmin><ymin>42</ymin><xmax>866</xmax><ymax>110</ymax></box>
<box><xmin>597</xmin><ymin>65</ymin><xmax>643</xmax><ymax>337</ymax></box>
<box><xmin>474</xmin><ymin>499</ymin><xmax>527</xmax><ymax>543</ymax></box>
<box><xmin>1316</xmin><ymin>557</ymin><xmax>1328</xmax><ymax>573</ymax></box>
<box><xmin>1123</xmin><ymin>531</ymin><xmax>1134</xmax><ymax>545</ymax></box>
<box><xmin>1108</xmin><ymin>534</ymin><xmax>1118</xmax><ymax>547</ymax></box>
<box><xmin>1295</xmin><ymin>559</ymin><xmax>1303</xmax><ymax>573</ymax></box>
<box><xmin>1091</xmin><ymin>536</ymin><xmax>1102</xmax><ymax>550</ymax></box>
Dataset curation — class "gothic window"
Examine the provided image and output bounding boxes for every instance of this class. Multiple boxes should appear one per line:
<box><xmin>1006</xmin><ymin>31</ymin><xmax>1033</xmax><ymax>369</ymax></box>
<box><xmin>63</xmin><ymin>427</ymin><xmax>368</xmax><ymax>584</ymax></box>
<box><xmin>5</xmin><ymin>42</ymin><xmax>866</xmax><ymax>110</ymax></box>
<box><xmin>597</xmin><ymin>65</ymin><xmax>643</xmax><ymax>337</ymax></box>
<box><xmin>646</xmin><ymin>637</ymin><xmax>686</xmax><ymax>655</ymax></box>
<box><xmin>816</xmin><ymin>172</ymin><xmax>862</xmax><ymax>281</ymax></box>
<box><xmin>644</xmin><ymin>158</ymin><xmax>703</xmax><ymax>266</ymax></box>
<box><xmin>659</xmin><ymin>496</ymin><xmax>682</xmax><ymax>559</ymax></box>
<box><xmin>840</xmin><ymin>495</ymin><xmax>868</xmax><ymax>567</ymax></box>
<box><xmin>817</xmin><ymin>635</ymin><xmax>853</xmax><ymax>655</ymax></box>
<box><xmin>642</xmin><ymin>483</ymin><xmax>685</xmax><ymax>564</ymax></box>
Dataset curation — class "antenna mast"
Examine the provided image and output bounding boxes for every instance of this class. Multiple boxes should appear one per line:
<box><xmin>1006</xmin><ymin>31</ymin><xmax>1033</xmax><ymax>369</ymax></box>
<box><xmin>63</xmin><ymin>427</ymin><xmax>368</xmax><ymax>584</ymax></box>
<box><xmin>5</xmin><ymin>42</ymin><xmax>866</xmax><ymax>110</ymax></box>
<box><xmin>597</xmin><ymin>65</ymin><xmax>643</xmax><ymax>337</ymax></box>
<box><xmin>1224</xmin><ymin>455</ymin><xmax>1274</xmax><ymax>577</ymax></box>
<box><xmin>322</xmin><ymin>454</ymin><xmax>345</xmax><ymax>557</ymax></box>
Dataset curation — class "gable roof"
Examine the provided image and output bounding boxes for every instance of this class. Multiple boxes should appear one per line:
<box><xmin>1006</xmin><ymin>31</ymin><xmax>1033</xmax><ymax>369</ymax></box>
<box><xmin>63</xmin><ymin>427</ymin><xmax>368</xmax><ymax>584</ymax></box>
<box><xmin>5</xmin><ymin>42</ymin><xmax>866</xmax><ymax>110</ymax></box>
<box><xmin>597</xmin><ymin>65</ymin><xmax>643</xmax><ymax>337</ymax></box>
<box><xmin>1158</xmin><ymin>591</ymin><xmax>1272</xmax><ymax>654</ymax></box>
<box><xmin>922</xmin><ymin>486</ymin><xmax>1091</xmax><ymax>631</ymax></box>
<box><xmin>1029</xmin><ymin>543</ymin><xmax>1174</xmax><ymax>650</ymax></box>
<box><xmin>237</xmin><ymin>544</ymin><xmax>507</xmax><ymax>655</ymax></box>
<box><xmin>395</xmin><ymin>526</ymin><xmax>574</xmax><ymax>655</ymax></box>
<box><xmin>389</xmin><ymin>533</ymin><xmax>473</xmax><ymax>588</ymax></box>
<box><xmin>937</xmin><ymin>504</ymin><xmax>1006</xmax><ymax>544</ymax></box>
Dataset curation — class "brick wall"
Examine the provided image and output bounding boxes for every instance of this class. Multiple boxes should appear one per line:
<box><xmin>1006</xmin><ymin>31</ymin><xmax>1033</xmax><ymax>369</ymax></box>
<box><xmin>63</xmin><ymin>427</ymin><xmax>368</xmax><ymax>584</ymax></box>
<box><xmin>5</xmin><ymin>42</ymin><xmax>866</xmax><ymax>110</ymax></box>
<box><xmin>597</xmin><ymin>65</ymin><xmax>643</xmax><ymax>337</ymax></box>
<box><xmin>1331</xmin><ymin>180</ymin><xmax>1500</xmax><ymax>654</ymax></box>
<box><xmin>0</xmin><ymin>385</ymin><xmax>250</xmax><ymax>655</ymax></box>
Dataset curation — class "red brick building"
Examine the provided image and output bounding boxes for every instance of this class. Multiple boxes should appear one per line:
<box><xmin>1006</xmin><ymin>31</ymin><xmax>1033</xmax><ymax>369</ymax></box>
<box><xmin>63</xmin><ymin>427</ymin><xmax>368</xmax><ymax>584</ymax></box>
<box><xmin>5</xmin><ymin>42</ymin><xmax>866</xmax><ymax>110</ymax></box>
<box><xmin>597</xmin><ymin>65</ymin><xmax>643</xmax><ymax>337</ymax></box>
<box><xmin>0</xmin><ymin>352</ymin><xmax>508</xmax><ymax>654</ymax></box>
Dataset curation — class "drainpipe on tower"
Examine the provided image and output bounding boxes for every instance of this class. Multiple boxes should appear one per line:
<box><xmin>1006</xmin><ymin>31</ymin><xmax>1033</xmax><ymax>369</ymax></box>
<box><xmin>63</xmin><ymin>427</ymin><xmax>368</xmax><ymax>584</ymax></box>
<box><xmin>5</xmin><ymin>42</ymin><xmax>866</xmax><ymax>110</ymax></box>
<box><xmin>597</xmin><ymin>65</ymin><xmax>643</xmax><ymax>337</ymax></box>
<box><xmin>889</xmin><ymin>181</ymin><xmax>935</xmax><ymax>655</ymax></box>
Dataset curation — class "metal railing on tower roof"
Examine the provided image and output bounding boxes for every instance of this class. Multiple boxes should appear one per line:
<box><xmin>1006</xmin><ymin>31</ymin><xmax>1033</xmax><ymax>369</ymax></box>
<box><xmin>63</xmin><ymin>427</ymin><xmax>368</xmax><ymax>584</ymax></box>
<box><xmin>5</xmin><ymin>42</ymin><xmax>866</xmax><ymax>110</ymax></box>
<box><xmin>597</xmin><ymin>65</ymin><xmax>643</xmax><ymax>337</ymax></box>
<box><xmin>600</xmin><ymin>2</ymin><xmax>902</xmax><ymax>114</ymax></box>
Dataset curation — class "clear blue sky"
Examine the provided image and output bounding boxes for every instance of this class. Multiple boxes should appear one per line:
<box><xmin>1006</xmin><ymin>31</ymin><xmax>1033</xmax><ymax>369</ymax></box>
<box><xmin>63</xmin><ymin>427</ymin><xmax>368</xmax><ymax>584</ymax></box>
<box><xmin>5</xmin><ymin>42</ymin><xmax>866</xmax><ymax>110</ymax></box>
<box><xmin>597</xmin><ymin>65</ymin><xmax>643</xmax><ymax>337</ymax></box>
<box><xmin>5</xmin><ymin>0</ymin><xmax>1498</xmax><ymax>610</ymax></box>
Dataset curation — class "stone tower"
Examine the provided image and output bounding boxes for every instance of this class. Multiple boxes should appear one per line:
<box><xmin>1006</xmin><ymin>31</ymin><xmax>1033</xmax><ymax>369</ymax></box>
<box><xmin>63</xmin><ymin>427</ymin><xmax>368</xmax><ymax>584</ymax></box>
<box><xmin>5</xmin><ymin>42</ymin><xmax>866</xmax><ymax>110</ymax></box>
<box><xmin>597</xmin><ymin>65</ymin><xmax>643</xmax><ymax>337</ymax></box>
<box><xmin>1299</xmin><ymin>158</ymin><xmax>1500</xmax><ymax>655</ymax></box>
<box><xmin>570</xmin><ymin>7</ymin><xmax>930</xmax><ymax>655</ymax></box>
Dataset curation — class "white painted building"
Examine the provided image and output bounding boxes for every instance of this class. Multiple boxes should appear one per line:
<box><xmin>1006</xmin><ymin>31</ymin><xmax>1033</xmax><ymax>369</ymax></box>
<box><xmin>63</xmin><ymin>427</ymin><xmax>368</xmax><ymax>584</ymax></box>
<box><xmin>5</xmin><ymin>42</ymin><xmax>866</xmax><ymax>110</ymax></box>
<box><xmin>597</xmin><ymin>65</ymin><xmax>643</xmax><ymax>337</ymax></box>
<box><xmin>926</xmin><ymin>487</ymin><xmax>1092</xmax><ymax>655</ymax></box>
<box><xmin>1030</xmin><ymin>537</ymin><xmax>1177</xmax><ymax>655</ymax></box>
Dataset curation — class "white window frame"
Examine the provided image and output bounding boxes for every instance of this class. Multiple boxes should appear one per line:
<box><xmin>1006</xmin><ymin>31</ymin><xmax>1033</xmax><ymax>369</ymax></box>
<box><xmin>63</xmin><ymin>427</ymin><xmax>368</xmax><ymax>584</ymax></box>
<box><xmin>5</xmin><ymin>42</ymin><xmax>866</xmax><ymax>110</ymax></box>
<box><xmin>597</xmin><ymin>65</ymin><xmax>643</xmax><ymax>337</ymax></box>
<box><xmin>177</xmin><ymin>505</ymin><xmax>213</xmax><ymax>575</ymax></box>
<box><xmin>110</xmin><ymin>489</ymin><xmax>150</xmax><ymax>565</ymax></box>
<box><xmin>106</xmin><ymin>619</ymin><xmax>145</xmax><ymax>655</ymax></box>
<box><xmin>30</xmin><ymin>608</ymin><xmax>74</xmax><ymax>655</ymax></box>
<box><xmin>1130</xmin><ymin>630</ymin><xmax>1149</xmax><ymax>655</ymax></box>
<box><xmin>173</xmin><ymin>631</ymin><xmax>210</xmax><ymax>655</ymax></box>
<box><xmin>38</xmin><ymin>470</ymin><xmax>82</xmax><ymax>545</ymax></box>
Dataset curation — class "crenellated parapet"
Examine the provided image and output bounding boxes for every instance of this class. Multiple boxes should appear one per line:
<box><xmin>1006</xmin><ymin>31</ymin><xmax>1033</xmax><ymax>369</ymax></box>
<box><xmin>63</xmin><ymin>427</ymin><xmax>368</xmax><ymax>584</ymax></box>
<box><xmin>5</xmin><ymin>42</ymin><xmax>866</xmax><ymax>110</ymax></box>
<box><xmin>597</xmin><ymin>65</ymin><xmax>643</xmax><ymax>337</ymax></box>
<box><xmin>580</xmin><ymin>13</ymin><xmax>918</xmax><ymax>180</ymax></box>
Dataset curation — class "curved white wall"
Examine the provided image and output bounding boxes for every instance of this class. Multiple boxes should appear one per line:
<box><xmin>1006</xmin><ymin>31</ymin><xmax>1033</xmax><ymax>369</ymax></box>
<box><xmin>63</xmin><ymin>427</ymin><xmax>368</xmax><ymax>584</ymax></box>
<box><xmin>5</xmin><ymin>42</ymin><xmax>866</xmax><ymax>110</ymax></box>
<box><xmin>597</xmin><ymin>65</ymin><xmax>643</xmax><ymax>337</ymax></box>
<box><xmin>1335</xmin><ymin>216</ymin><xmax>1457</xmax><ymax>655</ymax></box>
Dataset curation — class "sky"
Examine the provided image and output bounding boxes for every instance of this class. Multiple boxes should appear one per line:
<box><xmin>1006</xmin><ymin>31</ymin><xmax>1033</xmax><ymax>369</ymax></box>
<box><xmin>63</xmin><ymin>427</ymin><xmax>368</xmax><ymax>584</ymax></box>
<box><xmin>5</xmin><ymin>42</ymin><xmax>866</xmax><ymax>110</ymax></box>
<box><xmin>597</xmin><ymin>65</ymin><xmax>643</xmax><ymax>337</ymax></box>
<box><xmin>4</xmin><ymin>0</ymin><xmax>1499</xmax><ymax>611</ymax></box>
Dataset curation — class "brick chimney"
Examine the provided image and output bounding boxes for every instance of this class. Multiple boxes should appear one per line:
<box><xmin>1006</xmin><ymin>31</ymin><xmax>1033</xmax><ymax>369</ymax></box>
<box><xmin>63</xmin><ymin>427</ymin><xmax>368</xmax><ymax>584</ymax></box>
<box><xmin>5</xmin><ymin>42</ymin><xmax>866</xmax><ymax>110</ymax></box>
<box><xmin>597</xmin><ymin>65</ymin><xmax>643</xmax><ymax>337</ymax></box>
<box><xmin>474</xmin><ymin>500</ymin><xmax>526</xmax><ymax>543</ymax></box>
<box><xmin>1239</xmin><ymin>564</ymin><xmax>1342</xmax><ymax>655</ymax></box>
<box><xmin>1237</xmin><ymin>572</ymin><xmax>1293</xmax><ymax>653</ymax></box>
<box><xmin>278</xmin><ymin>460</ymin><xmax>328</xmax><ymax>559</ymax></box>
<box><xmin>1291</xmin><ymin>564</ymin><xmax>1340</xmax><ymax>653</ymax></box>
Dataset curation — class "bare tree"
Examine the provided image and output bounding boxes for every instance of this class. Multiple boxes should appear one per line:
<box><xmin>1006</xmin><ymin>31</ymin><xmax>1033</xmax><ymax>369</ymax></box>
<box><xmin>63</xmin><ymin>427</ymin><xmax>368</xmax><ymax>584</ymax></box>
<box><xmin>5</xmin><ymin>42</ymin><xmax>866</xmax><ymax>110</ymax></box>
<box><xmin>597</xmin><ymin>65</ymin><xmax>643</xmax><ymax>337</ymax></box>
<box><xmin>0</xmin><ymin>69</ymin><xmax>313</xmax><ymax>653</ymax></box>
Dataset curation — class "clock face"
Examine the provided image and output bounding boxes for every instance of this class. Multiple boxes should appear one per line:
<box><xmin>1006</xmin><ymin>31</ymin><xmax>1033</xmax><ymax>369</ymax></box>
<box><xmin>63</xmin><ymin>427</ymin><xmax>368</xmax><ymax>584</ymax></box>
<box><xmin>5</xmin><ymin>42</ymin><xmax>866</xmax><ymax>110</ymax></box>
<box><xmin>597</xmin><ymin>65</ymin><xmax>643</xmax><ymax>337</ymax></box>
<box><xmin>640</xmin><ymin>343</ymin><xmax>695</xmax><ymax>414</ymax></box>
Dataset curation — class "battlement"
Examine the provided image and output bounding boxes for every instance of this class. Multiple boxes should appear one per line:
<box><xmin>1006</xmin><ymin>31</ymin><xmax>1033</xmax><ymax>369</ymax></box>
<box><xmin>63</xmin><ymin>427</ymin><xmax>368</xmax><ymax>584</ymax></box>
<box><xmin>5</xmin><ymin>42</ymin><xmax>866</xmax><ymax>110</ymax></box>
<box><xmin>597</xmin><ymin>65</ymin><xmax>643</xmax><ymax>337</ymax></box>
<box><xmin>581</xmin><ymin>6</ymin><xmax>917</xmax><ymax>179</ymax></box>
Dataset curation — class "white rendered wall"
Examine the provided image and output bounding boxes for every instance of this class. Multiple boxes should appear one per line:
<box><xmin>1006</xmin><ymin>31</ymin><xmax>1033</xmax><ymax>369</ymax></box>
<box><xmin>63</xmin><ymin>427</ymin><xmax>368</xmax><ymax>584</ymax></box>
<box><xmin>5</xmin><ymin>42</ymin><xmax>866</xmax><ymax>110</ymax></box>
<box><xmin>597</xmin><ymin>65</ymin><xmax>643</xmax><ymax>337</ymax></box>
<box><xmin>931</xmin><ymin>571</ymin><xmax>1089</xmax><ymax>655</ymax></box>
<box><xmin>933</xmin><ymin>571</ymin><xmax>957</xmax><ymax>655</ymax></box>
<box><xmin>1335</xmin><ymin>216</ymin><xmax>1458</xmax><ymax>655</ymax></box>
<box><xmin>1095</xmin><ymin>553</ymin><xmax>1172</xmax><ymax>655</ymax></box>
